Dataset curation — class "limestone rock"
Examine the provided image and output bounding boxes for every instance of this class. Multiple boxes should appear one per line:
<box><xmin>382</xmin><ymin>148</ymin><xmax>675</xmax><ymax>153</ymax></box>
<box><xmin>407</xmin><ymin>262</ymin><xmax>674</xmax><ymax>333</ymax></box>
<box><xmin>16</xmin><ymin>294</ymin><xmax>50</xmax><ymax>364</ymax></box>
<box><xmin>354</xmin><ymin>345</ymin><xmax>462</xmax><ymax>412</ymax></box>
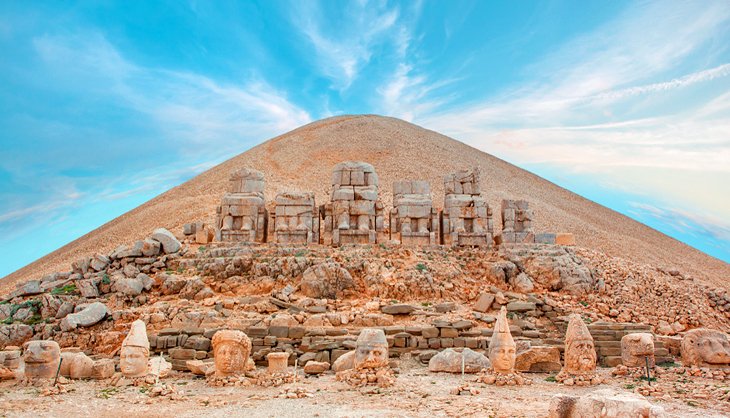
<box><xmin>621</xmin><ymin>333</ymin><xmax>655</xmax><ymax>368</ymax></box>
<box><xmin>148</xmin><ymin>356</ymin><xmax>172</xmax><ymax>378</ymax></box>
<box><xmin>473</xmin><ymin>293</ymin><xmax>495</xmax><ymax>313</ymax></box>
<box><xmin>113</xmin><ymin>277</ymin><xmax>144</xmax><ymax>296</ymax></box>
<box><xmin>150</xmin><ymin>228</ymin><xmax>181</xmax><ymax>254</ymax></box>
<box><xmin>428</xmin><ymin>348</ymin><xmax>490</xmax><ymax>373</ymax></box>
<box><xmin>0</xmin><ymin>324</ymin><xmax>34</xmax><ymax>347</ymax></box>
<box><xmin>304</xmin><ymin>361</ymin><xmax>330</xmax><ymax>374</ymax></box>
<box><xmin>332</xmin><ymin>350</ymin><xmax>355</xmax><ymax>372</ymax></box>
<box><xmin>60</xmin><ymin>302</ymin><xmax>108</xmax><ymax>331</ymax></box>
<box><xmin>549</xmin><ymin>389</ymin><xmax>666</xmax><ymax>418</ymax></box>
<box><xmin>299</xmin><ymin>262</ymin><xmax>355</xmax><ymax>299</ymax></box>
<box><xmin>187</xmin><ymin>359</ymin><xmax>214</xmax><ymax>375</ymax></box>
<box><xmin>515</xmin><ymin>346</ymin><xmax>561</xmax><ymax>372</ymax></box>
<box><xmin>381</xmin><ymin>304</ymin><xmax>416</xmax><ymax>315</ymax></box>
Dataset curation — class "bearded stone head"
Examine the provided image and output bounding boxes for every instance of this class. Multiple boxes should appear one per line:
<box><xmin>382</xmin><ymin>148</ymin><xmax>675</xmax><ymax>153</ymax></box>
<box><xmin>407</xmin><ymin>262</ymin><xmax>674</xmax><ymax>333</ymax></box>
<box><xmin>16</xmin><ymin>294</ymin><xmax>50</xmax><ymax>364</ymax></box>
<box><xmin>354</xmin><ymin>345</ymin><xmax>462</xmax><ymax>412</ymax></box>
<box><xmin>354</xmin><ymin>328</ymin><xmax>389</xmax><ymax>370</ymax></box>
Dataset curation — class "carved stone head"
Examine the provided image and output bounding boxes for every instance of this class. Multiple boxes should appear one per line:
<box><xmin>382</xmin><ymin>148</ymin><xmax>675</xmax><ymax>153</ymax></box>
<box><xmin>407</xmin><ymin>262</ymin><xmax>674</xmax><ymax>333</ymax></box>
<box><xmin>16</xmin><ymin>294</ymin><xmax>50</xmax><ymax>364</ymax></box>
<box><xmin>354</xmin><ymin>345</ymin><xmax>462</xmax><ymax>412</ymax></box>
<box><xmin>621</xmin><ymin>333</ymin><xmax>655</xmax><ymax>367</ymax></box>
<box><xmin>212</xmin><ymin>330</ymin><xmax>252</xmax><ymax>377</ymax></box>
<box><xmin>120</xmin><ymin>320</ymin><xmax>150</xmax><ymax>378</ymax></box>
<box><xmin>681</xmin><ymin>328</ymin><xmax>730</xmax><ymax>367</ymax></box>
<box><xmin>489</xmin><ymin>307</ymin><xmax>516</xmax><ymax>374</ymax></box>
<box><xmin>563</xmin><ymin>314</ymin><xmax>596</xmax><ymax>374</ymax></box>
<box><xmin>354</xmin><ymin>328</ymin><xmax>389</xmax><ymax>369</ymax></box>
<box><xmin>23</xmin><ymin>340</ymin><xmax>61</xmax><ymax>379</ymax></box>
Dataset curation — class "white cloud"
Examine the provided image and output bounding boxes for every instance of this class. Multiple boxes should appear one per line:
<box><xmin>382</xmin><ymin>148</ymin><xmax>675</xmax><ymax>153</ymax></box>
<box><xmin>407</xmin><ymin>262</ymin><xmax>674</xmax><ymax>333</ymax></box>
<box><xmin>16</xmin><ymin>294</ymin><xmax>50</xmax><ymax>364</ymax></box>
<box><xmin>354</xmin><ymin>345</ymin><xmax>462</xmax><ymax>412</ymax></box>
<box><xmin>292</xmin><ymin>0</ymin><xmax>401</xmax><ymax>90</ymax></box>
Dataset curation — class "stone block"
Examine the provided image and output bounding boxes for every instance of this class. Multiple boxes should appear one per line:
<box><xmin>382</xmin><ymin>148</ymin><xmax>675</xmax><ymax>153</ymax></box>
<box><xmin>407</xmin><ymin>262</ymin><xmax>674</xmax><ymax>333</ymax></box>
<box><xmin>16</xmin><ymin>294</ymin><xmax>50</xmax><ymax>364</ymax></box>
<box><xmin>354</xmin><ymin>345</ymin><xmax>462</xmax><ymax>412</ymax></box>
<box><xmin>440</xmin><ymin>327</ymin><xmax>459</xmax><ymax>338</ymax></box>
<box><xmin>473</xmin><ymin>293</ymin><xmax>495</xmax><ymax>313</ymax></box>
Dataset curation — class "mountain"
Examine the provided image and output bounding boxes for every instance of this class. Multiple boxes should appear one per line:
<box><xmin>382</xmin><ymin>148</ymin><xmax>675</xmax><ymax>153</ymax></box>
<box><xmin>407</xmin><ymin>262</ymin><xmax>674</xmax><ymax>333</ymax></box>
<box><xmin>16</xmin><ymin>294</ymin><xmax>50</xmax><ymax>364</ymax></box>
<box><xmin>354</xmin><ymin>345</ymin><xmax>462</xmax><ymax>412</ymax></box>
<box><xmin>2</xmin><ymin>114</ymin><xmax>728</xmax><ymax>292</ymax></box>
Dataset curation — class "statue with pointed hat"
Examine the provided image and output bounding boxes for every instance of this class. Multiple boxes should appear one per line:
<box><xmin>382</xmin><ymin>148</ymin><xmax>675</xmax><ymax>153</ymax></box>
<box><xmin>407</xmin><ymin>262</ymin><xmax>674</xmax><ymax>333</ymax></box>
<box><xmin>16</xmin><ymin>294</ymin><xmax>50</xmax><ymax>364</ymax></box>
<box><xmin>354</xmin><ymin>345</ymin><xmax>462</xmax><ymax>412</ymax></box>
<box><xmin>557</xmin><ymin>314</ymin><xmax>602</xmax><ymax>385</ymax></box>
<box><xmin>477</xmin><ymin>307</ymin><xmax>531</xmax><ymax>385</ymax></box>
<box><xmin>120</xmin><ymin>319</ymin><xmax>150</xmax><ymax>378</ymax></box>
<box><xmin>489</xmin><ymin>306</ymin><xmax>517</xmax><ymax>374</ymax></box>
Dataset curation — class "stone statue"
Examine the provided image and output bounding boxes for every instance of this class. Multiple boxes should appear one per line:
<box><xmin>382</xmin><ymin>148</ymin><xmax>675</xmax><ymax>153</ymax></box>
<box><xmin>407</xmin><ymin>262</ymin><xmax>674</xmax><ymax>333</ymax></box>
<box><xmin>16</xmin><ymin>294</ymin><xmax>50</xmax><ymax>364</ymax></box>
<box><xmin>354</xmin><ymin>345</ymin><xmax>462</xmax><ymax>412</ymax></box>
<box><xmin>681</xmin><ymin>328</ymin><xmax>730</xmax><ymax>368</ymax></box>
<box><xmin>621</xmin><ymin>333</ymin><xmax>655</xmax><ymax>368</ymax></box>
<box><xmin>557</xmin><ymin>314</ymin><xmax>600</xmax><ymax>384</ymax></box>
<box><xmin>354</xmin><ymin>328</ymin><xmax>389</xmax><ymax>369</ymax></box>
<box><xmin>271</xmin><ymin>192</ymin><xmax>319</xmax><ymax>244</ymax></box>
<box><xmin>321</xmin><ymin>161</ymin><xmax>386</xmax><ymax>245</ymax></box>
<box><xmin>489</xmin><ymin>307</ymin><xmax>516</xmax><ymax>374</ymax></box>
<box><xmin>442</xmin><ymin>168</ymin><xmax>493</xmax><ymax>247</ymax></box>
<box><xmin>120</xmin><ymin>319</ymin><xmax>150</xmax><ymax>378</ymax></box>
<box><xmin>215</xmin><ymin>168</ymin><xmax>268</xmax><ymax>243</ymax></box>
<box><xmin>23</xmin><ymin>340</ymin><xmax>61</xmax><ymax>380</ymax></box>
<box><xmin>501</xmin><ymin>199</ymin><xmax>535</xmax><ymax>243</ymax></box>
<box><xmin>391</xmin><ymin>180</ymin><xmax>438</xmax><ymax>245</ymax></box>
<box><xmin>211</xmin><ymin>330</ymin><xmax>252</xmax><ymax>377</ymax></box>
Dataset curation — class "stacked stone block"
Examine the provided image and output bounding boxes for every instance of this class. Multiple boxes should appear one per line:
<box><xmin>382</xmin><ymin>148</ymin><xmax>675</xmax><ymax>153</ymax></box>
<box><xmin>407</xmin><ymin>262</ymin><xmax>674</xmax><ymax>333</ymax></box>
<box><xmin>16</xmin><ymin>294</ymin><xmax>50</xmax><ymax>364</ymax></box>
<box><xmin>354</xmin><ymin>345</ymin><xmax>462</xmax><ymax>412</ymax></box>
<box><xmin>321</xmin><ymin>161</ymin><xmax>386</xmax><ymax>245</ymax></box>
<box><xmin>390</xmin><ymin>180</ymin><xmax>438</xmax><ymax>245</ymax></box>
<box><xmin>441</xmin><ymin>168</ymin><xmax>493</xmax><ymax>247</ymax></box>
<box><xmin>270</xmin><ymin>192</ymin><xmax>320</xmax><ymax>244</ymax></box>
<box><xmin>501</xmin><ymin>200</ymin><xmax>535</xmax><ymax>244</ymax></box>
<box><xmin>215</xmin><ymin>168</ymin><xmax>268</xmax><ymax>243</ymax></box>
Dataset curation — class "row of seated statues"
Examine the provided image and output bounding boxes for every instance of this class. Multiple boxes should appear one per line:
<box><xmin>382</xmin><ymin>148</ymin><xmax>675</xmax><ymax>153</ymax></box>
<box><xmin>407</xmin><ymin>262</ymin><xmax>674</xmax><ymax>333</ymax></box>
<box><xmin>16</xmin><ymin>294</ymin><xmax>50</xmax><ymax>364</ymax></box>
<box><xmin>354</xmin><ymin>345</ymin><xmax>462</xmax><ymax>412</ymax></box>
<box><xmin>215</xmin><ymin>161</ymin><xmax>535</xmax><ymax>247</ymax></box>
<box><xmin>12</xmin><ymin>315</ymin><xmax>730</xmax><ymax>388</ymax></box>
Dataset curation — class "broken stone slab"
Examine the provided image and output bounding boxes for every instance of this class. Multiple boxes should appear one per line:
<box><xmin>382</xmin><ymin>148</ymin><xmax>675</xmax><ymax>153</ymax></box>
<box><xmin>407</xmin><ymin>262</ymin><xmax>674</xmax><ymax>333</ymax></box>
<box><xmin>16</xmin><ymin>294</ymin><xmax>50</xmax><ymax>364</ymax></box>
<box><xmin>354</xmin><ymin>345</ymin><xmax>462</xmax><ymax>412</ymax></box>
<box><xmin>89</xmin><ymin>254</ymin><xmax>110</xmax><ymax>272</ymax></box>
<box><xmin>141</xmin><ymin>238</ymin><xmax>161</xmax><ymax>257</ymax></box>
<box><xmin>515</xmin><ymin>346</ymin><xmax>562</xmax><ymax>372</ymax></box>
<box><xmin>381</xmin><ymin>304</ymin><xmax>416</xmax><ymax>315</ymax></box>
<box><xmin>506</xmin><ymin>301</ymin><xmax>536</xmax><ymax>312</ymax></box>
<box><xmin>76</xmin><ymin>279</ymin><xmax>99</xmax><ymax>298</ymax></box>
<box><xmin>435</xmin><ymin>302</ymin><xmax>456</xmax><ymax>313</ymax></box>
<box><xmin>60</xmin><ymin>302</ymin><xmax>108</xmax><ymax>332</ymax></box>
<box><xmin>473</xmin><ymin>293</ymin><xmax>495</xmax><ymax>313</ymax></box>
<box><xmin>0</xmin><ymin>324</ymin><xmax>34</xmax><ymax>347</ymax></box>
<box><xmin>150</xmin><ymin>228</ymin><xmax>181</xmax><ymax>254</ymax></box>
<box><xmin>113</xmin><ymin>277</ymin><xmax>144</xmax><ymax>296</ymax></box>
<box><xmin>14</xmin><ymin>280</ymin><xmax>42</xmax><ymax>297</ymax></box>
<box><xmin>428</xmin><ymin>348</ymin><xmax>490</xmax><ymax>373</ymax></box>
<box><xmin>549</xmin><ymin>389</ymin><xmax>665</xmax><ymax>418</ymax></box>
<box><xmin>186</xmin><ymin>359</ymin><xmax>214</xmax><ymax>375</ymax></box>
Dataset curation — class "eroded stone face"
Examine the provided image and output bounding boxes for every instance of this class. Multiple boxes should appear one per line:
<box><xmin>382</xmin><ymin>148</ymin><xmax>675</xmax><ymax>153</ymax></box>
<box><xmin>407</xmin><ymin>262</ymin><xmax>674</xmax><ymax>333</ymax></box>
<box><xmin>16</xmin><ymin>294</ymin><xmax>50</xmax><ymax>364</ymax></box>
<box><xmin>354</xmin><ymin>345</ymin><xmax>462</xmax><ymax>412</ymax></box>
<box><xmin>621</xmin><ymin>333</ymin><xmax>655</xmax><ymax>368</ymax></box>
<box><xmin>212</xmin><ymin>330</ymin><xmax>252</xmax><ymax>377</ymax></box>
<box><xmin>23</xmin><ymin>340</ymin><xmax>60</xmax><ymax>379</ymax></box>
<box><xmin>489</xmin><ymin>307</ymin><xmax>516</xmax><ymax>374</ymax></box>
<box><xmin>354</xmin><ymin>328</ymin><xmax>388</xmax><ymax>370</ymax></box>
<box><xmin>120</xmin><ymin>319</ymin><xmax>150</xmax><ymax>378</ymax></box>
<box><xmin>562</xmin><ymin>314</ymin><xmax>597</xmax><ymax>375</ymax></box>
<box><xmin>681</xmin><ymin>328</ymin><xmax>730</xmax><ymax>368</ymax></box>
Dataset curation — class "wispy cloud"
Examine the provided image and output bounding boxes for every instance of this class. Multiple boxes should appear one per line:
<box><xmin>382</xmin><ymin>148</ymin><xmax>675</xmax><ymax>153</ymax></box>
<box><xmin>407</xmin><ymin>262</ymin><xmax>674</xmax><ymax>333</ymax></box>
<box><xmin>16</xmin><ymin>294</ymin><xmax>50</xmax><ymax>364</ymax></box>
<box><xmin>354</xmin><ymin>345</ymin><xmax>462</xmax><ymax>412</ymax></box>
<box><xmin>628</xmin><ymin>201</ymin><xmax>730</xmax><ymax>243</ymax></box>
<box><xmin>292</xmin><ymin>0</ymin><xmax>401</xmax><ymax>90</ymax></box>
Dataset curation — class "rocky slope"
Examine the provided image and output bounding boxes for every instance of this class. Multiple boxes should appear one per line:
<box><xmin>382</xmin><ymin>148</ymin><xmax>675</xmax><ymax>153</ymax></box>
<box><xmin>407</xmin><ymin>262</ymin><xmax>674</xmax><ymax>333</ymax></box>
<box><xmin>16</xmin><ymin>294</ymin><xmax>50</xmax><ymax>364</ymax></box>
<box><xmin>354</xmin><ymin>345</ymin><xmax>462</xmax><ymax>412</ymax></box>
<box><xmin>3</xmin><ymin>115</ymin><xmax>728</xmax><ymax>293</ymax></box>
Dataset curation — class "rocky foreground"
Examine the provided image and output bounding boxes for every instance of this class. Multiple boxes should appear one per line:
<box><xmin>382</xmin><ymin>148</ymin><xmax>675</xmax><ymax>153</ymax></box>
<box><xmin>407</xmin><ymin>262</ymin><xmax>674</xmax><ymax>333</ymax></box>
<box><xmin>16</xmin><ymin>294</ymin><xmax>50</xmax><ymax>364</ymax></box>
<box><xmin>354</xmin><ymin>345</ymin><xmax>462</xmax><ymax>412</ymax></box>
<box><xmin>1</xmin><ymin>229</ymin><xmax>730</xmax><ymax>417</ymax></box>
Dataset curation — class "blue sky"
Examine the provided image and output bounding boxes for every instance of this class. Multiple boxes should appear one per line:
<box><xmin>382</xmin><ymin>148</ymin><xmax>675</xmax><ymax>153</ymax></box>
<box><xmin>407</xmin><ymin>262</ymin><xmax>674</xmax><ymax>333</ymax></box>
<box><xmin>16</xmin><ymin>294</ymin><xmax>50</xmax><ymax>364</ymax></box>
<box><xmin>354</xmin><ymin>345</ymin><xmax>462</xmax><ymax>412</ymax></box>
<box><xmin>1</xmin><ymin>0</ymin><xmax>729</xmax><ymax>277</ymax></box>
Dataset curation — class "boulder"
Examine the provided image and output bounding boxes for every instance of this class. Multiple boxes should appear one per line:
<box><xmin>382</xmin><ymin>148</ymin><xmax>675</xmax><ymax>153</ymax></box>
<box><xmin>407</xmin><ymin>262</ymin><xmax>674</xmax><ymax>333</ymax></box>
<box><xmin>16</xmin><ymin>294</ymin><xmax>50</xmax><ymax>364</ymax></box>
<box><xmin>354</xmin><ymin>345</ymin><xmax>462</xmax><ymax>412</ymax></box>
<box><xmin>511</xmin><ymin>273</ymin><xmax>535</xmax><ymax>293</ymax></box>
<box><xmin>515</xmin><ymin>346</ymin><xmax>562</xmax><ymax>372</ymax></box>
<box><xmin>332</xmin><ymin>350</ymin><xmax>355</xmax><ymax>372</ymax></box>
<box><xmin>428</xmin><ymin>348</ymin><xmax>490</xmax><ymax>373</ymax></box>
<box><xmin>299</xmin><ymin>262</ymin><xmax>355</xmax><ymax>299</ymax></box>
<box><xmin>303</xmin><ymin>361</ymin><xmax>330</xmax><ymax>375</ymax></box>
<box><xmin>187</xmin><ymin>359</ymin><xmax>214</xmax><ymax>376</ymax></box>
<box><xmin>150</xmin><ymin>228</ymin><xmax>181</xmax><ymax>254</ymax></box>
<box><xmin>77</xmin><ymin>279</ymin><xmax>99</xmax><ymax>298</ymax></box>
<box><xmin>148</xmin><ymin>356</ymin><xmax>172</xmax><ymax>378</ymax></box>
<box><xmin>113</xmin><ymin>277</ymin><xmax>144</xmax><ymax>296</ymax></box>
<box><xmin>549</xmin><ymin>389</ymin><xmax>665</xmax><ymax>418</ymax></box>
<box><xmin>0</xmin><ymin>324</ymin><xmax>33</xmax><ymax>347</ymax></box>
<box><xmin>140</xmin><ymin>238</ymin><xmax>161</xmax><ymax>257</ymax></box>
<box><xmin>90</xmin><ymin>254</ymin><xmax>110</xmax><ymax>272</ymax></box>
<box><xmin>60</xmin><ymin>302</ymin><xmax>108</xmax><ymax>331</ymax></box>
<box><xmin>473</xmin><ymin>293</ymin><xmax>495</xmax><ymax>313</ymax></box>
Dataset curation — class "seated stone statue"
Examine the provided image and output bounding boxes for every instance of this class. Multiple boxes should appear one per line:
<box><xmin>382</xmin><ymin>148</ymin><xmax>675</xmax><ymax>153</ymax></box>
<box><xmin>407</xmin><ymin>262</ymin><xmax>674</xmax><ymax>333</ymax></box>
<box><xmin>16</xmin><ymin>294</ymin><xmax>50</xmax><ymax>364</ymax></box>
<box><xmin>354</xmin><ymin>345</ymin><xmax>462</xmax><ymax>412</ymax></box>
<box><xmin>215</xmin><ymin>168</ymin><xmax>267</xmax><ymax>243</ymax></box>
<box><xmin>681</xmin><ymin>328</ymin><xmax>730</xmax><ymax>368</ymax></box>
<box><xmin>120</xmin><ymin>320</ymin><xmax>150</xmax><ymax>378</ymax></box>
<box><xmin>271</xmin><ymin>192</ymin><xmax>319</xmax><ymax>244</ymax></box>
<box><xmin>23</xmin><ymin>340</ymin><xmax>61</xmax><ymax>380</ymax></box>
<box><xmin>557</xmin><ymin>314</ymin><xmax>601</xmax><ymax>385</ymax></box>
<box><xmin>390</xmin><ymin>180</ymin><xmax>438</xmax><ymax>245</ymax></box>
<box><xmin>211</xmin><ymin>330</ymin><xmax>252</xmax><ymax>377</ymax></box>
<box><xmin>621</xmin><ymin>333</ymin><xmax>655</xmax><ymax>368</ymax></box>
<box><xmin>442</xmin><ymin>168</ymin><xmax>493</xmax><ymax>247</ymax></box>
<box><xmin>321</xmin><ymin>161</ymin><xmax>386</xmax><ymax>245</ymax></box>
